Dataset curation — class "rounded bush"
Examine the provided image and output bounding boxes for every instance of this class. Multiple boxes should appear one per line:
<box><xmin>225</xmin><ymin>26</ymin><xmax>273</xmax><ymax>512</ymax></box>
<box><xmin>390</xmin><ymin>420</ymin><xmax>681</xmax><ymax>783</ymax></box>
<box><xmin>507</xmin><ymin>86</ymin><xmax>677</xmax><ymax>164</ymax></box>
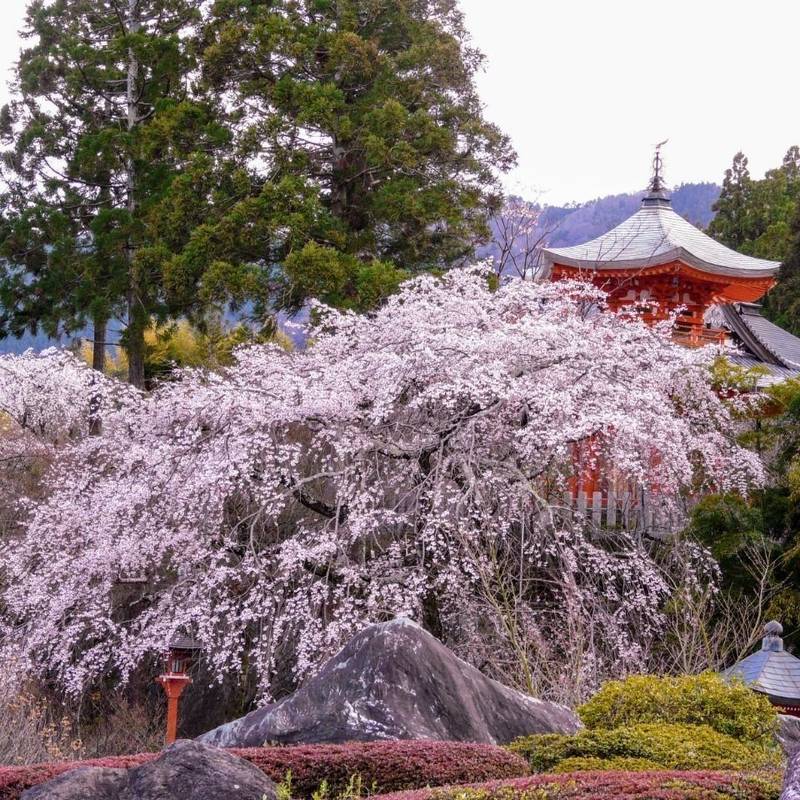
<box><xmin>577</xmin><ymin>672</ymin><xmax>777</xmax><ymax>742</ymax></box>
<box><xmin>508</xmin><ymin>723</ymin><xmax>781</xmax><ymax>773</ymax></box>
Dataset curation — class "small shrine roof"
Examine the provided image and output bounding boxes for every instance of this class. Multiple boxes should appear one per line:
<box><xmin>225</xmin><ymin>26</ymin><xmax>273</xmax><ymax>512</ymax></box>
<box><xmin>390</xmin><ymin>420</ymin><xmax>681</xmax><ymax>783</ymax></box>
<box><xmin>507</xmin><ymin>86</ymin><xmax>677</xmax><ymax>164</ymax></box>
<box><xmin>542</xmin><ymin>194</ymin><xmax>780</xmax><ymax>280</ymax></box>
<box><xmin>722</xmin><ymin>621</ymin><xmax>800</xmax><ymax>704</ymax></box>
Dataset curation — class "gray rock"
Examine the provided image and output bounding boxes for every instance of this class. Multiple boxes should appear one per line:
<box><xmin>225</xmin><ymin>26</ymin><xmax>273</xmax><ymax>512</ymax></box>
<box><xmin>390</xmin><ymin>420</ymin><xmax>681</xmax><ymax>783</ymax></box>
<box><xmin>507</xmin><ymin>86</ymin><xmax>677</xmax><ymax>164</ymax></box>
<box><xmin>782</xmin><ymin>747</ymin><xmax>800</xmax><ymax>800</ymax></box>
<box><xmin>780</xmin><ymin>714</ymin><xmax>800</xmax><ymax>756</ymax></box>
<box><xmin>199</xmin><ymin>618</ymin><xmax>581</xmax><ymax>747</ymax></box>
<box><xmin>21</xmin><ymin>740</ymin><xmax>276</xmax><ymax>800</ymax></box>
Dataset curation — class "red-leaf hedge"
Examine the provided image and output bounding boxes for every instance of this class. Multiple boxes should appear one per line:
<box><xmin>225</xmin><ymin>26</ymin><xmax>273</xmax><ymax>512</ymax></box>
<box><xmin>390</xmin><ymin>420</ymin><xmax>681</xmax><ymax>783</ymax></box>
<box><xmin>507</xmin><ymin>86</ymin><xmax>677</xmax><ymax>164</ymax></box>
<box><xmin>371</xmin><ymin>770</ymin><xmax>782</xmax><ymax>800</ymax></box>
<box><xmin>0</xmin><ymin>740</ymin><xmax>529</xmax><ymax>800</ymax></box>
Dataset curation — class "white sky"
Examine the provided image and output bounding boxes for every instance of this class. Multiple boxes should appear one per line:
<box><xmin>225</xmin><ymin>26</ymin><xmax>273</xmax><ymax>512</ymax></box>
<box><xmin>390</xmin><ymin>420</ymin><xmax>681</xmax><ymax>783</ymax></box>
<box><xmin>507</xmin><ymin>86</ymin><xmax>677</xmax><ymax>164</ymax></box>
<box><xmin>0</xmin><ymin>0</ymin><xmax>797</xmax><ymax>205</ymax></box>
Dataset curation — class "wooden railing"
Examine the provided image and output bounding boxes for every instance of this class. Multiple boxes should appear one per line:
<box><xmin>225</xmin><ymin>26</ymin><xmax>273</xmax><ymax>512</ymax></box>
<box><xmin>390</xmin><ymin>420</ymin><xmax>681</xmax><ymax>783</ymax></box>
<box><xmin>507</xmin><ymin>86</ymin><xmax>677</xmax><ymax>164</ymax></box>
<box><xmin>559</xmin><ymin>490</ymin><xmax>685</xmax><ymax>537</ymax></box>
<box><xmin>672</xmin><ymin>324</ymin><xmax>727</xmax><ymax>347</ymax></box>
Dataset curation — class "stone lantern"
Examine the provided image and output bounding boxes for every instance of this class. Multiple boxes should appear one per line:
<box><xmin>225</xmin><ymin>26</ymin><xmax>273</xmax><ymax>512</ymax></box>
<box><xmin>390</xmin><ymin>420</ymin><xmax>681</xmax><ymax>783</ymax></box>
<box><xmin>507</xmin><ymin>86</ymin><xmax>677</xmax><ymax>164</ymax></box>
<box><xmin>722</xmin><ymin>621</ymin><xmax>800</xmax><ymax>717</ymax></box>
<box><xmin>156</xmin><ymin>636</ymin><xmax>202</xmax><ymax>744</ymax></box>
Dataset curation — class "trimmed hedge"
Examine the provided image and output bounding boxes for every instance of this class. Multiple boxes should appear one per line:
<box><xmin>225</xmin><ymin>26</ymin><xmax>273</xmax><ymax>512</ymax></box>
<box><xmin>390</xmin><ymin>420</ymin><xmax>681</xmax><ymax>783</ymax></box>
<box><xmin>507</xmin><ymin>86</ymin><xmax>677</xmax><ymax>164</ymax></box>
<box><xmin>233</xmin><ymin>740</ymin><xmax>528</xmax><ymax>796</ymax></box>
<box><xmin>0</xmin><ymin>740</ymin><xmax>528</xmax><ymax>800</ymax></box>
<box><xmin>508</xmin><ymin>723</ymin><xmax>781</xmax><ymax>773</ymax></box>
<box><xmin>577</xmin><ymin>673</ymin><xmax>778</xmax><ymax>743</ymax></box>
<box><xmin>550</xmin><ymin>756</ymin><xmax>662</xmax><ymax>773</ymax></box>
<box><xmin>371</xmin><ymin>771</ymin><xmax>782</xmax><ymax>800</ymax></box>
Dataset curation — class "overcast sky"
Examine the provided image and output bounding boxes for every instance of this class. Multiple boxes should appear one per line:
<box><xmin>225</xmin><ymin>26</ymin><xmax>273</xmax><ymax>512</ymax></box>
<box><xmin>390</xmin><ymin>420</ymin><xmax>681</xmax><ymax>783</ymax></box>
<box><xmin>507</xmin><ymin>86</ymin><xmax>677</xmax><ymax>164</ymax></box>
<box><xmin>0</xmin><ymin>0</ymin><xmax>797</xmax><ymax>205</ymax></box>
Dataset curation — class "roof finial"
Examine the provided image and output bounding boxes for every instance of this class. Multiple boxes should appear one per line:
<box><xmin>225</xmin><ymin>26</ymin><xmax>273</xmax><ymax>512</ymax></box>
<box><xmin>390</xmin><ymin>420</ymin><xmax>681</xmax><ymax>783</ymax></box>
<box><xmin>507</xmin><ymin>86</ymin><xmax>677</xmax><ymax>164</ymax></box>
<box><xmin>651</xmin><ymin>139</ymin><xmax>668</xmax><ymax>192</ymax></box>
<box><xmin>642</xmin><ymin>140</ymin><xmax>671</xmax><ymax>207</ymax></box>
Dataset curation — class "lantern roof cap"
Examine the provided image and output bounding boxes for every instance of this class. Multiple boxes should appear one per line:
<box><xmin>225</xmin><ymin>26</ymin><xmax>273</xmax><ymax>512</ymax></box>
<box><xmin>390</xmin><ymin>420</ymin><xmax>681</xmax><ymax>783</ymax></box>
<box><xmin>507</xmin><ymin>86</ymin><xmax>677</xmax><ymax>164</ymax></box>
<box><xmin>722</xmin><ymin>621</ymin><xmax>800</xmax><ymax>704</ymax></box>
<box><xmin>169</xmin><ymin>635</ymin><xmax>202</xmax><ymax>651</ymax></box>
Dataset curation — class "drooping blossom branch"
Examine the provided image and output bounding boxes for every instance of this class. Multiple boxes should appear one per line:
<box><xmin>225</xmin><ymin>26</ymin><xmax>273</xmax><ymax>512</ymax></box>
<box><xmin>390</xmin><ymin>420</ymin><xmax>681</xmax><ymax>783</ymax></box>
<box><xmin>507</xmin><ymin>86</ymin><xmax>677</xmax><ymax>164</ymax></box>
<box><xmin>0</xmin><ymin>268</ymin><xmax>763</xmax><ymax>699</ymax></box>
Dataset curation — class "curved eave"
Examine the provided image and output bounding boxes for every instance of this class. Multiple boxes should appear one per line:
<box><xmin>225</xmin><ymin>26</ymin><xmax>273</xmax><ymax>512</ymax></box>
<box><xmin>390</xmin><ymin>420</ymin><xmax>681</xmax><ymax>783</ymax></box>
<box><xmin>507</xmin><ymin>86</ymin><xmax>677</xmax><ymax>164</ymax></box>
<box><xmin>542</xmin><ymin>245</ymin><xmax>778</xmax><ymax>281</ymax></box>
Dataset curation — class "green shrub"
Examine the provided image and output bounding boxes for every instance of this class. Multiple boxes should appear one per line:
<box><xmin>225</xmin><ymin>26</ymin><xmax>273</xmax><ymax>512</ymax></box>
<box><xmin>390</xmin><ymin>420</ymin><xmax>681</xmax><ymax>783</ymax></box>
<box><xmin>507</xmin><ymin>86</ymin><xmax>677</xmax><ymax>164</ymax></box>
<box><xmin>549</xmin><ymin>756</ymin><xmax>662</xmax><ymax>773</ymax></box>
<box><xmin>577</xmin><ymin>672</ymin><xmax>777</xmax><ymax>742</ymax></box>
<box><xmin>508</xmin><ymin>723</ymin><xmax>781</xmax><ymax>773</ymax></box>
<box><xmin>420</xmin><ymin>771</ymin><xmax>782</xmax><ymax>800</ymax></box>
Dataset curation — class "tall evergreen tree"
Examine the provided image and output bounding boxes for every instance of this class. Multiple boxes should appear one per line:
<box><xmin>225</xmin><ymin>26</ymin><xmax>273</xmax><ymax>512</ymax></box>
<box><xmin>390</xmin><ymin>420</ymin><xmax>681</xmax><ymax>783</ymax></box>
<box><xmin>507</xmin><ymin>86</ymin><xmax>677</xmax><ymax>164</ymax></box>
<box><xmin>188</xmin><ymin>0</ymin><xmax>515</xmax><ymax>311</ymax></box>
<box><xmin>0</xmin><ymin>0</ymin><xmax>243</xmax><ymax>386</ymax></box>
<box><xmin>708</xmin><ymin>148</ymin><xmax>800</xmax><ymax>334</ymax></box>
<box><xmin>768</xmin><ymin>203</ymin><xmax>800</xmax><ymax>335</ymax></box>
<box><xmin>707</xmin><ymin>152</ymin><xmax>754</xmax><ymax>252</ymax></box>
<box><xmin>709</xmin><ymin>147</ymin><xmax>800</xmax><ymax>261</ymax></box>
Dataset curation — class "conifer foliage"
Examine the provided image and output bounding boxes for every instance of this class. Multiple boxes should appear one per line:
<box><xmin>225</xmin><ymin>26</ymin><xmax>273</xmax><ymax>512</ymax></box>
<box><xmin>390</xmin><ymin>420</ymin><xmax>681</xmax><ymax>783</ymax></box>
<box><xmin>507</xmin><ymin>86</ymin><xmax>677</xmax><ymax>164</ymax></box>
<box><xmin>0</xmin><ymin>1</ymin><xmax>237</xmax><ymax>386</ymax></box>
<box><xmin>195</xmin><ymin>0</ymin><xmax>516</xmax><ymax>312</ymax></box>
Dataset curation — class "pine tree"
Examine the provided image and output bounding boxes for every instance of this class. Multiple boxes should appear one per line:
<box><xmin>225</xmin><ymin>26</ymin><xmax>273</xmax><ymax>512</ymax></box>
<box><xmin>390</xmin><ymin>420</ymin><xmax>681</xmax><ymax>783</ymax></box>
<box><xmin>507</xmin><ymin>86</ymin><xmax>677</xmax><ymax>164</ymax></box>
<box><xmin>767</xmin><ymin>203</ymin><xmax>800</xmax><ymax>335</ymax></box>
<box><xmin>708</xmin><ymin>148</ymin><xmax>800</xmax><ymax>333</ymax></box>
<box><xmin>707</xmin><ymin>152</ymin><xmax>754</xmax><ymax>252</ymax></box>
<box><xmin>191</xmin><ymin>0</ymin><xmax>516</xmax><ymax>311</ymax></box>
<box><xmin>0</xmin><ymin>0</ymin><xmax>242</xmax><ymax>386</ymax></box>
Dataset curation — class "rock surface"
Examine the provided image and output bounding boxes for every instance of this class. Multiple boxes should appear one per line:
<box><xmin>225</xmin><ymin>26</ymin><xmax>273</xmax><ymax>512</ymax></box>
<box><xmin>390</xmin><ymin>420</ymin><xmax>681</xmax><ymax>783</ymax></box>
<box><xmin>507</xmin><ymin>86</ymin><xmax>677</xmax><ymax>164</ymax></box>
<box><xmin>782</xmin><ymin>747</ymin><xmax>800</xmax><ymax>800</ymax></box>
<box><xmin>21</xmin><ymin>740</ymin><xmax>276</xmax><ymax>800</ymax></box>
<box><xmin>780</xmin><ymin>714</ymin><xmax>800</xmax><ymax>756</ymax></box>
<box><xmin>199</xmin><ymin>618</ymin><xmax>581</xmax><ymax>747</ymax></box>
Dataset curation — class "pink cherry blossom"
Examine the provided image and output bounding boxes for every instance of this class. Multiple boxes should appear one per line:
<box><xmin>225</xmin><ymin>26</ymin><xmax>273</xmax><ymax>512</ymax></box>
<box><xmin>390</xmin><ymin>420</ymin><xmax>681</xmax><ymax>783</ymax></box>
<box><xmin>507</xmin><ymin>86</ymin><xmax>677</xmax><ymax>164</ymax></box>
<box><xmin>0</xmin><ymin>268</ymin><xmax>763</xmax><ymax>699</ymax></box>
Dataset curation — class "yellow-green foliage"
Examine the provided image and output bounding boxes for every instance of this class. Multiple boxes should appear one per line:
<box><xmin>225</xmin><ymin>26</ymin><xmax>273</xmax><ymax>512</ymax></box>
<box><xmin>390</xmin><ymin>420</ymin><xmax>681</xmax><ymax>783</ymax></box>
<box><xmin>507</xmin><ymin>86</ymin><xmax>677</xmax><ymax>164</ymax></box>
<box><xmin>80</xmin><ymin>318</ymin><xmax>293</xmax><ymax>381</ymax></box>
<box><xmin>577</xmin><ymin>672</ymin><xmax>778</xmax><ymax>743</ymax></box>
<box><xmin>549</xmin><ymin>756</ymin><xmax>662</xmax><ymax>773</ymax></box>
<box><xmin>428</xmin><ymin>773</ymin><xmax>782</xmax><ymax>800</ymax></box>
<box><xmin>508</xmin><ymin>723</ymin><xmax>781</xmax><ymax>773</ymax></box>
<box><xmin>711</xmin><ymin>355</ymin><xmax>770</xmax><ymax>394</ymax></box>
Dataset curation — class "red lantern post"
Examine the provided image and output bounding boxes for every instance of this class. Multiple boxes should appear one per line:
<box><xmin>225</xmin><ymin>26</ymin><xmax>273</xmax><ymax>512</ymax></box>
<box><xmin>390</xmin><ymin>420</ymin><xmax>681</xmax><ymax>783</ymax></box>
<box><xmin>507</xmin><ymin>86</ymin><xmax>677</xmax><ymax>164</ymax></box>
<box><xmin>156</xmin><ymin>637</ymin><xmax>201</xmax><ymax>744</ymax></box>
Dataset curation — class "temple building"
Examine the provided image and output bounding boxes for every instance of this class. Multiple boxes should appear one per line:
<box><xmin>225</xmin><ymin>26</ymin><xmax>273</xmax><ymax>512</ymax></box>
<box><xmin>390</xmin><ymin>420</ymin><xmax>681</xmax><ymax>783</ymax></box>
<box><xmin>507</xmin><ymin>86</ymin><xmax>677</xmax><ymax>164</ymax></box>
<box><xmin>541</xmin><ymin>149</ymin><xmax>800</xmax><ymax>384</ymax></box>
<box><xmin>723</xmin><ymin>621</ymin><xmax>800</xmax><ymax>717</ymax></box>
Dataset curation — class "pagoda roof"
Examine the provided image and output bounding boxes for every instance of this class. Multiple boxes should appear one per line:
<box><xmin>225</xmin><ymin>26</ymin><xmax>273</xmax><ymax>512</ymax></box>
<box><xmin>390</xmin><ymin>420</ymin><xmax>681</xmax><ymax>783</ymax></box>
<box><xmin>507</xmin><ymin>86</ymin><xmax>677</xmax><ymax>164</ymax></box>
<box><xmin>722</xmin><ymin>622</ymin><xmax>800</xmax><ymax>705</ymax></box>
<box><xmin>542</xmin><ymin>193</ymin><xmax>780</xmax><ymax>280</ymax></box>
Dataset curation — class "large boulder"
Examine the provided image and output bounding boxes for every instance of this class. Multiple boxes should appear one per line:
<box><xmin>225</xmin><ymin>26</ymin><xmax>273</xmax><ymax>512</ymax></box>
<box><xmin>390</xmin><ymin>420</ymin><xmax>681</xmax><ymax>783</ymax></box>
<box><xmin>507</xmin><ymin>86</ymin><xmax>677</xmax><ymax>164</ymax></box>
<box><xmin>780</xmin><ymin>715</ymin><xmax>800</xmax><ymax>756</ymax></box>
<box><xmin>21</xmin><ymin>740</ymin><xmax>276</xmax><ymax>800</ymax></box>
<box><xmin>783</xmin><ymin>747</ymin><xmax>800</xmax><ymax>800</ymax></box>
<box><xmin>199</xmin><ymin>618</ymin><xmax>581</xmax><ymax>747</ymax></box>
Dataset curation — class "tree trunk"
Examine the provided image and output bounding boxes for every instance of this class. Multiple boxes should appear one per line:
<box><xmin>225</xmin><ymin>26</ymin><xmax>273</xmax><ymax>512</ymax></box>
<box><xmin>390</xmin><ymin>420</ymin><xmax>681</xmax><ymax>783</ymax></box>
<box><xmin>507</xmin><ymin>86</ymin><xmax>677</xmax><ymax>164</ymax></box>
<box><xmin>92</xmin><ymin>314</ymin><xmax>107</xmax><ymax>372</ymax></box>
<box><xmin>126</xmin><ymin>315</ymin><xmax>146</xmax><ymax>389</ymax></box>
<box><xmin>125</xmin><ymin>0</ymin><xmax>144</xmax><ymax>388</ymax></box>
<box><xmin>88</xmin><ymin>314</ymin><xmax>108</xmax><ymax>434</ymax></box>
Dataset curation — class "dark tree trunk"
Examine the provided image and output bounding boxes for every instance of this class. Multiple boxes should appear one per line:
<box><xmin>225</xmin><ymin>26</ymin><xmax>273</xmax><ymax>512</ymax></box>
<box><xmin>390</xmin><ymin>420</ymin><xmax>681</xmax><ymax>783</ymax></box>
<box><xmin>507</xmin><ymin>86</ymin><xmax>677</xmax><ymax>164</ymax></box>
<box><xmin>89</xmin><ymin>314</ymin><xmax>108</xmax><ymax>434</ymax></box>
<box><xmin>125</xmin><ymin>0</ymin><xmax>144</xmax><ymax>390</ymax></box>
<box><xmin>126</xmin><ymin>311</ymin><xmax>146</xmax><ymax>389</ymax></box>
<box><xmin>92</xmin><ymin>314</ymin><xmax>107</xmax><ymax>372</ymax></box>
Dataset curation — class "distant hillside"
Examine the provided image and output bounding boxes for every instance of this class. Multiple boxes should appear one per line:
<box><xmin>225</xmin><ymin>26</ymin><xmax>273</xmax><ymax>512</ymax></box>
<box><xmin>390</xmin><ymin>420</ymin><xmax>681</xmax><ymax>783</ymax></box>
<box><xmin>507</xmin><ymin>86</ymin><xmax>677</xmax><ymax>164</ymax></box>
<box><xmin>0</xmin><ymin>328</ymin><xmax>80</xmax><ymax>355</ymax></box>
<box><xmin>541</xmin><ymin>182</ymin><xmax>721</xmax><ymax>249</ymax></box>
<box><xmin>0</xmin><ymin>183</ymin><xmax>721</xmax><ymax>355</ymax></box>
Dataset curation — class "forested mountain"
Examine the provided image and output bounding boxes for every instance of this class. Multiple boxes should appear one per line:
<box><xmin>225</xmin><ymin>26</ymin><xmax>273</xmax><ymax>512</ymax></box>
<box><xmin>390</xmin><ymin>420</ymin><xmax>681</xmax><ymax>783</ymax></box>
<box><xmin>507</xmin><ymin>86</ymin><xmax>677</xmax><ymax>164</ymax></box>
<box><xmin>541</xmin><ymin>182</ymin><xmax>720</xmax><ymax>249</ymax></box>
<box><xmin>477</xmin><ymin>182</ymin><xmax>720</xmax><ymax>276</ymax></box>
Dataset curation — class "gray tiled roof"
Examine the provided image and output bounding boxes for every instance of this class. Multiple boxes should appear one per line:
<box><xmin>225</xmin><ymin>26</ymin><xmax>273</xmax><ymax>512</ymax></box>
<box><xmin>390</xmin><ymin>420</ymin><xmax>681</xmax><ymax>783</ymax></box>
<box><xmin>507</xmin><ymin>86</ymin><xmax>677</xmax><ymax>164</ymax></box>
<box><xmin>726</xmin><ymin>353</ymin><xmax>799</xmax><ymax>385</ymax></box>
<box><xmin>722</xmin><ymin>625</ymin><xmax>800</xmax><ymax>703</ymax></box>
<box><xmin>704</xmin><ymin>303</ymin><xmax>800</xmax><ymax>384</ymax></box>
<box><xmin>725</xmin><ymin>303</ymin><xmax>800</xmax><ymax>370</ymax></box>
<box><xmin>542</xmin><ymin>198</ymin><xmax>779</xmax><ymax>279</ymax></box>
